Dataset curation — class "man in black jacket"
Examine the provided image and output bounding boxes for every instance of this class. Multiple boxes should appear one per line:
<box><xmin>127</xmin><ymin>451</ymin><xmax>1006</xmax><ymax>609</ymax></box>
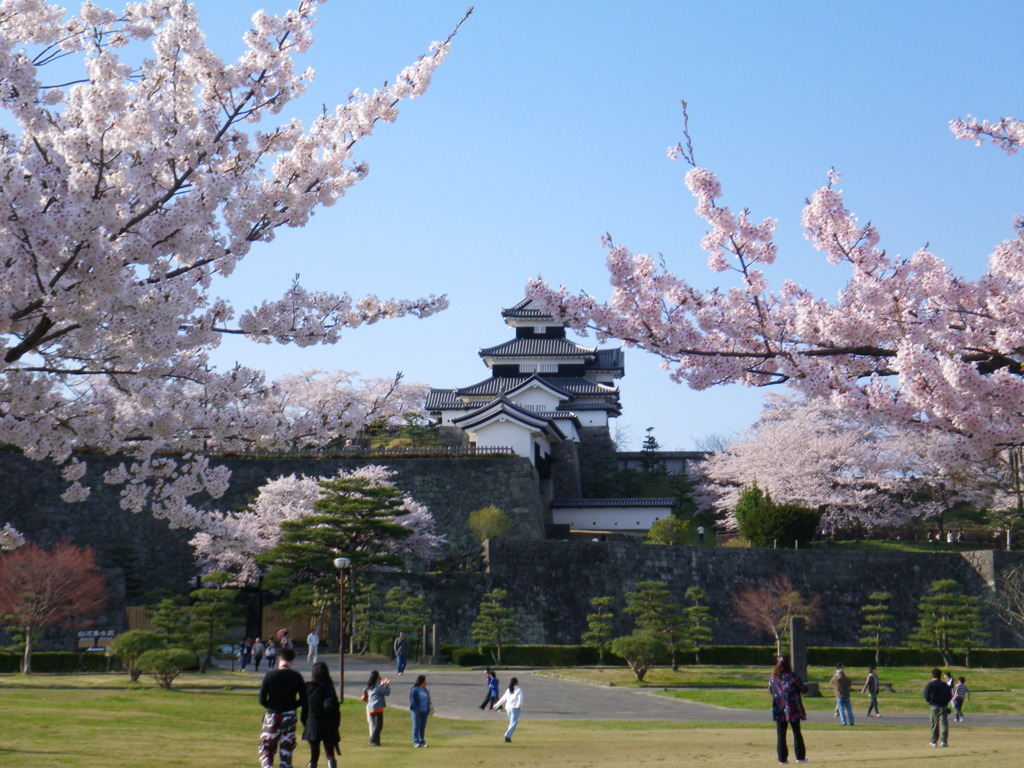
<box><xmin>258</xmin><ymin>647</ymin><xmax>307</xmax><ymax>768</ymax></box>
<box><xmin>923</xmin><ymin>668</ymin><xmax>953</xmax><ymax>747</ymax></box>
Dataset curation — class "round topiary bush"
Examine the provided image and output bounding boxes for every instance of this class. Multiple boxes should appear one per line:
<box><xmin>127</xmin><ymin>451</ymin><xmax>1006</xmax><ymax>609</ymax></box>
<box><xmin>137</xmin><ymin>648</ymin><xmax>196</xmax><ymax>689</ymax></box>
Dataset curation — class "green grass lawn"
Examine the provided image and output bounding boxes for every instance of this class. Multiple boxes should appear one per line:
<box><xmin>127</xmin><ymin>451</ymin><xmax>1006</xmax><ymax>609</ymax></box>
<box><xmin>541</xmin><ymin>665</ymin><xmax>1024</xmax><ymax>715</ymax></box>
<box><xmin>2</xmin><ymin>670</ymin><xmax>1023</xmax><ymax>767</ymax></box>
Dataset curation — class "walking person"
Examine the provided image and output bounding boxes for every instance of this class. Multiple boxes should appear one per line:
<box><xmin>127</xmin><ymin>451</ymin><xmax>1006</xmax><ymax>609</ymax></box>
<box><xmin>253</xmin><ymin>637</ymin><xmax>266</xmax><ymax>671</ymax></box>
<box><xmin>829</xmin><ymin>662</ymin><xmax>854</xmax><ymax>725</ymax></box>
<box><xmin>240</xmin><ymin>637</ymin><xmax>253</xmax><ymax>670</ymax></box>
<box><xmin>361</xmin><ymin>670</ymin><xmax>391</xmax><ymax>746</ymax></box>
<box><xmin>924</xmin><ymin>668</ymin><xmax>953</xmax><ymax>747</ymax></box>
<box><xmin>493</xmin><ymin>676</ymin><xmax>523</xmax><ymax>743</ymax></box>
<box><xmin>862</xmin><ymin>665</ymin><xmax>881</xmax><ymax>717</ymax></box>
<box><xmin>479</xmin><ymin>668</ymin><xmax>500</xmax><ymax>710</ymax></box>
<box><xmin>301</xmin><ymin>661</ymin><xmax>340</xmax><ymax>768</ymax></box>
<box><xmin>409</xmin><ymin>674</ymin><xmax>432</xmax><ymax>747</ymax></box>
<box><xmin>266</xmin><ymin>639</ymin><xmax>278</xmax><ymax>669</ymax></box>
<box><xmin>769</xmin><ymin>654</ymin><xmax>808</xmax><ymax>765</ymax></box>
<box><xmin>394</xmin><ymin>631</ymin><xmax>409</xmax><ymax>676</ymax></box>
<box><xmin>306</xmin><ymin>628</ymin><xmax>320</xmax><ymax>664</ymax></box>
<box><xmin>258</xmin><ymin>647</ymin><xmax>307</xmax><ymax>768</ymax></box>
<box><xmin>953</xmin><ymin>676</ymin><xmax>970</xmax><ymax>722</ymax></box>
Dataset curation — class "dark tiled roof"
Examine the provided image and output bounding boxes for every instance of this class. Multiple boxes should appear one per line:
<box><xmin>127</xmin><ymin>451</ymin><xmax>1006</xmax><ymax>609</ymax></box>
<box><xmin>455</xmin><ymin>376</ymin><xmax>617</xmax><ymax>397</ymax></box>
<box><xmin>501</xmin><ymin>298</ymin><xmax>553</xmax><ymax>319</ymax></box>
<box><xmin>451</xmin><ymin>398</ymin><xmax>567</xmax><ymax>440</ymax></box>
<box><xmin>479</xmin><ymin>337</ymin><xmax>596</xmax><ymax>358</ymax></box>
<box><xmin>550</xmin><ymin>498</ymin><xmax>676</xmax><ymax>508</ymax></box>
<box><xmin>592</xmin><ymin>347</ymin><xmax>625</xmax><ymax>371</ymax></box>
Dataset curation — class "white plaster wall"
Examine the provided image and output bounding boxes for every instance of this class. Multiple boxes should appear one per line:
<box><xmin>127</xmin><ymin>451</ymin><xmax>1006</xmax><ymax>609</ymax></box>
<box><xmin>511</xmin><ymin>387</ymin><xmax>562</xmax><ymax>410</ymax></box>
<box><xmin>550</xmin><ymin>506</ymin><xmax>671</xmax><ymax>532</ymax></box>
<box><xmin>469</xmin><ymin>419</ymin><xmax>535</xmax><ymax>459</ymax></box>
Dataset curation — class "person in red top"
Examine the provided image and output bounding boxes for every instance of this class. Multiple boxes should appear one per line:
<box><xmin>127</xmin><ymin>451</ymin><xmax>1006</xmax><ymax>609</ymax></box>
<box><xmin>769</xmin><ymin>654</ymin><xmax>809</xmax><ymax>765</ymax></box>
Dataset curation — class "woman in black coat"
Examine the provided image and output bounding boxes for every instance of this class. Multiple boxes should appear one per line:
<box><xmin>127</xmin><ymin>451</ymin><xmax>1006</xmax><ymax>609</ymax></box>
<box><xmin>302</xmin><ymin>662</ymin><xmax>340</xmax><ymax>768</ymax></box>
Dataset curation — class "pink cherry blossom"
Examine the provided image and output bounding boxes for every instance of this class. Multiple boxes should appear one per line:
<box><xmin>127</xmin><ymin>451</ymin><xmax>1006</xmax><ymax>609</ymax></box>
<box><xmin>530</xmin><ymin>113</ymin><xmax>1024</xmax><ymax>478</ymax></box>
<box><xmin>0</xmin><ymin>2</ymin><xmax>468</xmax><ymax>527</ymax></box>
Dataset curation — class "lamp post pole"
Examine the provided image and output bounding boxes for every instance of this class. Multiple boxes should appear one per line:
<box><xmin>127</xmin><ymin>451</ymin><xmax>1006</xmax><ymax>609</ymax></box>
<box><xmin>332</xmin><ymin>557</ymin><xmax>351</xmax><ymax>702</ymax></box>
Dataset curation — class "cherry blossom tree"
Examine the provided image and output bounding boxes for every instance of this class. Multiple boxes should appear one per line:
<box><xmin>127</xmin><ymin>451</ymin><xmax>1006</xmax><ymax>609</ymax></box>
<box><xmin>0</xmin><ymin>523</ymin><xmax>25</xmax><ymax>550</ymax></box>
<box><xmin>0</xmin><ymin>1</ymin><xmax>468</xmax><ymax>527</ymax></box>
<box><xmin>700</xmin><ymin>393</ymin><xmax>993</xmax><ymax>531</ymax></box>
<box><xmin>528</xmin><ymin>109</ymin><xmax>1024</xmax><ymax>474</ymax></box>
<box><xmin>0</xmin><ymin>540</ymin><xmax>109</xmax><ymax>672</ymax></box>
<box><xmin>190</xmin><ymin>464</ymin><xmax>442</xmax><ymax>582</ymax></box>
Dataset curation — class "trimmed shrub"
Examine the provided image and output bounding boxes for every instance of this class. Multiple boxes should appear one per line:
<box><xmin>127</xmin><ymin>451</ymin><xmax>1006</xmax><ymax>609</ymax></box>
<box><xmin>110</xmin><ymin>630</ymin><xmax>164</xmax><ymax>682</ymax></box>
<box><xmin>610</xmin><ymin>632</ymin><xmax>665</xmax><ymax>681</ymax></box>
<box><xmin>137</xmin><ymin>648</ymin><xmax>197</xmax><ymax>688</ymax></box>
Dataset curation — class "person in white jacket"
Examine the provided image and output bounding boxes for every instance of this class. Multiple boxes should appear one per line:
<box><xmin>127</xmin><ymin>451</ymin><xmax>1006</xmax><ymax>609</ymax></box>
<box><xmin>493</xmin><ymin>677</ymin><xmax>523</xmax><ymax>743</ymax></box>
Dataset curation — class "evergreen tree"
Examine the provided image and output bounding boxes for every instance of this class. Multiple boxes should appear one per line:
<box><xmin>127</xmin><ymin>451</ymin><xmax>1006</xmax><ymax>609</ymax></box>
<box><xmin>257</xmin><ymin>473</ymin><xmax>417</xmax><ymax>603</ymax></box>
<box><xmin>581</xmin><ymin>596</ymin><xmax>615</xmax><ymax>665</ymax></box>
<box><xmin>351</xmin><ymin>580</ymin><xmax>381</xmax><ymax>654</ymax></box>
<box><xmin>610</xmin><ymin>630</ymin><xmax>664</xmax><ymax>682</ymax></box>
<box><xmin>858</xmin><ymin>591</ymin><xmax>895</xmax><ymax>666</ymax></box>
<box><xmin>641</xmin><ymin>427</ymin><xmax>666</xmax><ymax>474</ymax></box>
<box><xmin>910</xmin><ymin>579</ymin><xmax>988</xmax><ymax>666</ymax></box>
<box><xmin>187</xmin><ymin>571</ymin><xmax>243</xmax><ymax>673</ymax></box>
<box><xmin>733</xmin><ymin>482</ymin><xmax>770</xmax><ymax>535</ymax></box>
<box><xmin>624</xmin><ymin>580</ymin><xmax>687</xmax><ymax>671</ymax></box>
<box><xmin>380</xmin><ymin>586</ymin><xmax>430</xmax><ymax>656</ymax></box>
<box><xmin>683</xmin><ymin>586</ymin><xmax>715</xmax><ymax>663</ymax></box>
<box><xmin>471</xmin><ymin>588</ymin><xmax>515</xmax><ymax>664</ymax></box>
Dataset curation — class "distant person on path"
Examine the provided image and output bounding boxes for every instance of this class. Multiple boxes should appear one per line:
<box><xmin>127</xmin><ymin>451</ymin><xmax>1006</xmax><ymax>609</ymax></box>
<box><xmin>258</xmin><ymin>647</ymin><xmax>307</xmax><ymax>768</ymax></box>
<box><xmin>480</xmin><ymin>668</ymin><xmax>500</xmax><ymax>710</ymax></box>
<box><xmin>769</xmin><ymin>654</ymin><xmax>808</xmax><ymax>765</ymax></box>
<box><xmin>240</xmin><ymin>637</ymin><xmax>253</xmax><ymax>670</ymax></box>
<box><xmin>306</xmin><ymin>629</ymin><xmax>320</xmax><ymax>663</ymax></box>
<box><xmin>253</xmin><ymin>637</ymin><xmax>266</xmax><ymax>671</ymax></box>
<box><xmin>361</xmin><ymin>670</ymin><xmax>391</xmax><ymax>746</ymax></box>
<box><xmin>493</xmin><ymin>676</ymin><xmax>524</xmax><ymax>743</ymax></box>
<box><xmin>953</xmin><ymin>676</ymin><xmax>970</xmax><ymax>722</ymax></box>
<box><xmin>862</xmin><ymin>666</ymin><xmax>881</xmax><ymax>717</ymax></box>
<box><xmin>409</xmin><ymin>674</ymin><xmax>432</xmax><ymax>747</ymax></box>
<box><xmin>394</xmin><ymin>631</ymin><xmax>409</xmax><ymax>675</ymax></box>
<box><xmin>301</xmin><ymin>661</ymin><xmax>340</xmax><ymax>768</ymax></box>
<box><xmin>697</xmin><ymin>524</ymin><xmax>705</xmax><ymax>544</ymax></box>
<box><xmin>924</xmin><ymin>668</ymin><xmax>953</xmax><ymax>747</ymax></box>
<box><xmin>829</xmin><ymin>663</ymin><xmax>854</xmax><ymax>725</ymax></box>
<box><xmin>266</xmin><ymin>639</ymin><xmax>278</xmax><ymax>669</ymax></box>
<box><xmin>278</xmin><ymin>628</ymin><xmax>294</xmax><ymax>652</ymax></box>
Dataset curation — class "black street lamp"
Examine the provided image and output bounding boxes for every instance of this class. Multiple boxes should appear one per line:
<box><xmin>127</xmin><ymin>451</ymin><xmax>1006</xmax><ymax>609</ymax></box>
<box><xmin>332</xmin><ymin>557</ymin><xmax>351</xmax><ymax>701</ymax></box>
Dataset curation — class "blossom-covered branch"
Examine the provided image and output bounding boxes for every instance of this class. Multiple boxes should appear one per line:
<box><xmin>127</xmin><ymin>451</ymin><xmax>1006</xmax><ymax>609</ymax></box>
<box><xmin>529</xmin><ymin>112</ymin><xmax>1024</xmax><ymax>468</ymax></box>
<box><xmin>0</xmin><ymin>1</ymin><xmax>468</xmax><ymax>525</ymax></box>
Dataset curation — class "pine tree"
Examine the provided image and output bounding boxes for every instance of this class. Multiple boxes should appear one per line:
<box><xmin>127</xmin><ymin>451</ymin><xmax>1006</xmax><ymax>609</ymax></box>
<box><xmin>733</xmin><ymin>481</ymin><xmax>770</xmax><ymax>536</ymax></box>
<box><xmin>381</xmin><ymin>586</ymin><xmax>430</xmax><ymax>656</ymax></box>
<box><xmin>683</xmin><ymin>586</ymin><xmax>715</xmax><ymax>663</ymax></box>
<box><xmin>858</xmin><ymin>591</ymin><xmax>895</xmax><ymax>666</ymax></box>
<box><xmin>471</xmin><ymin>588</ymin><xmax>515</xmax><ymax>664</ymax></box>
<box><xmin>625</xmin><ymin>580</ymin><xmax>687</xmax><ymax>671</ymax></box>
<box><xmin>187</xmin><ymin>571</ymin><xmax>243</xmax><ymax>673</ymax></box>
<box><xmin>257</xmin><ymin>474</ymin><xmax>417</xmax><ymax>599</ymax></box>
<box><xmin>910</xmin><ymin>579</ymin><xmax>988</xmax><ymax>666</ymax></box>
<box><xmin>581</xmin><ymin>596</ymin><xmax>615</xmax><ymax>664</ymax></box>
<box><xmin>640</xmin><ymin>427</ymin><xmax>666</xmax><ymax>474</ymax></box>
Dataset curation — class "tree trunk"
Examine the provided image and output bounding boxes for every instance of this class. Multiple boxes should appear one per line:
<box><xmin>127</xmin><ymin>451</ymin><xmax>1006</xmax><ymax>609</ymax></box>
<box><xmin>22</xmin><ymin>626</ymin><xmax>33</xmax><ymax>674</ymax></box>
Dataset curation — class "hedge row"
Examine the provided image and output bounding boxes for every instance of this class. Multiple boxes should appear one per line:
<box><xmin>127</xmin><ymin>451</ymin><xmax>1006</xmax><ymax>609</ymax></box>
<box><xmin>442</xmin><ymin>644</ymin><xmax>1024</xmax><ymax>669</ymax></box>
<box><xmin>0</xmin><ymin>652</ymin><xmax>117</xmax><ymax>673</ymax></box>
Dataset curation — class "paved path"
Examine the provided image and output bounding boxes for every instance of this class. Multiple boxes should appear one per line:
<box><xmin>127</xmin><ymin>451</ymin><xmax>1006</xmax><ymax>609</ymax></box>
<box><xmin>273</xmin><ymin>655</ymin><xmax>1021</xmax><ymax>729</ymax></box>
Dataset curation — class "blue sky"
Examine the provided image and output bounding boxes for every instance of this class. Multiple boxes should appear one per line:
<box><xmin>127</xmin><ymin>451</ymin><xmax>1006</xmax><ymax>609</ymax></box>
<box><xmin>197</xmin><ymin>0</ymin><xmax>1023</xmax><ymax>450</ymax></box>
